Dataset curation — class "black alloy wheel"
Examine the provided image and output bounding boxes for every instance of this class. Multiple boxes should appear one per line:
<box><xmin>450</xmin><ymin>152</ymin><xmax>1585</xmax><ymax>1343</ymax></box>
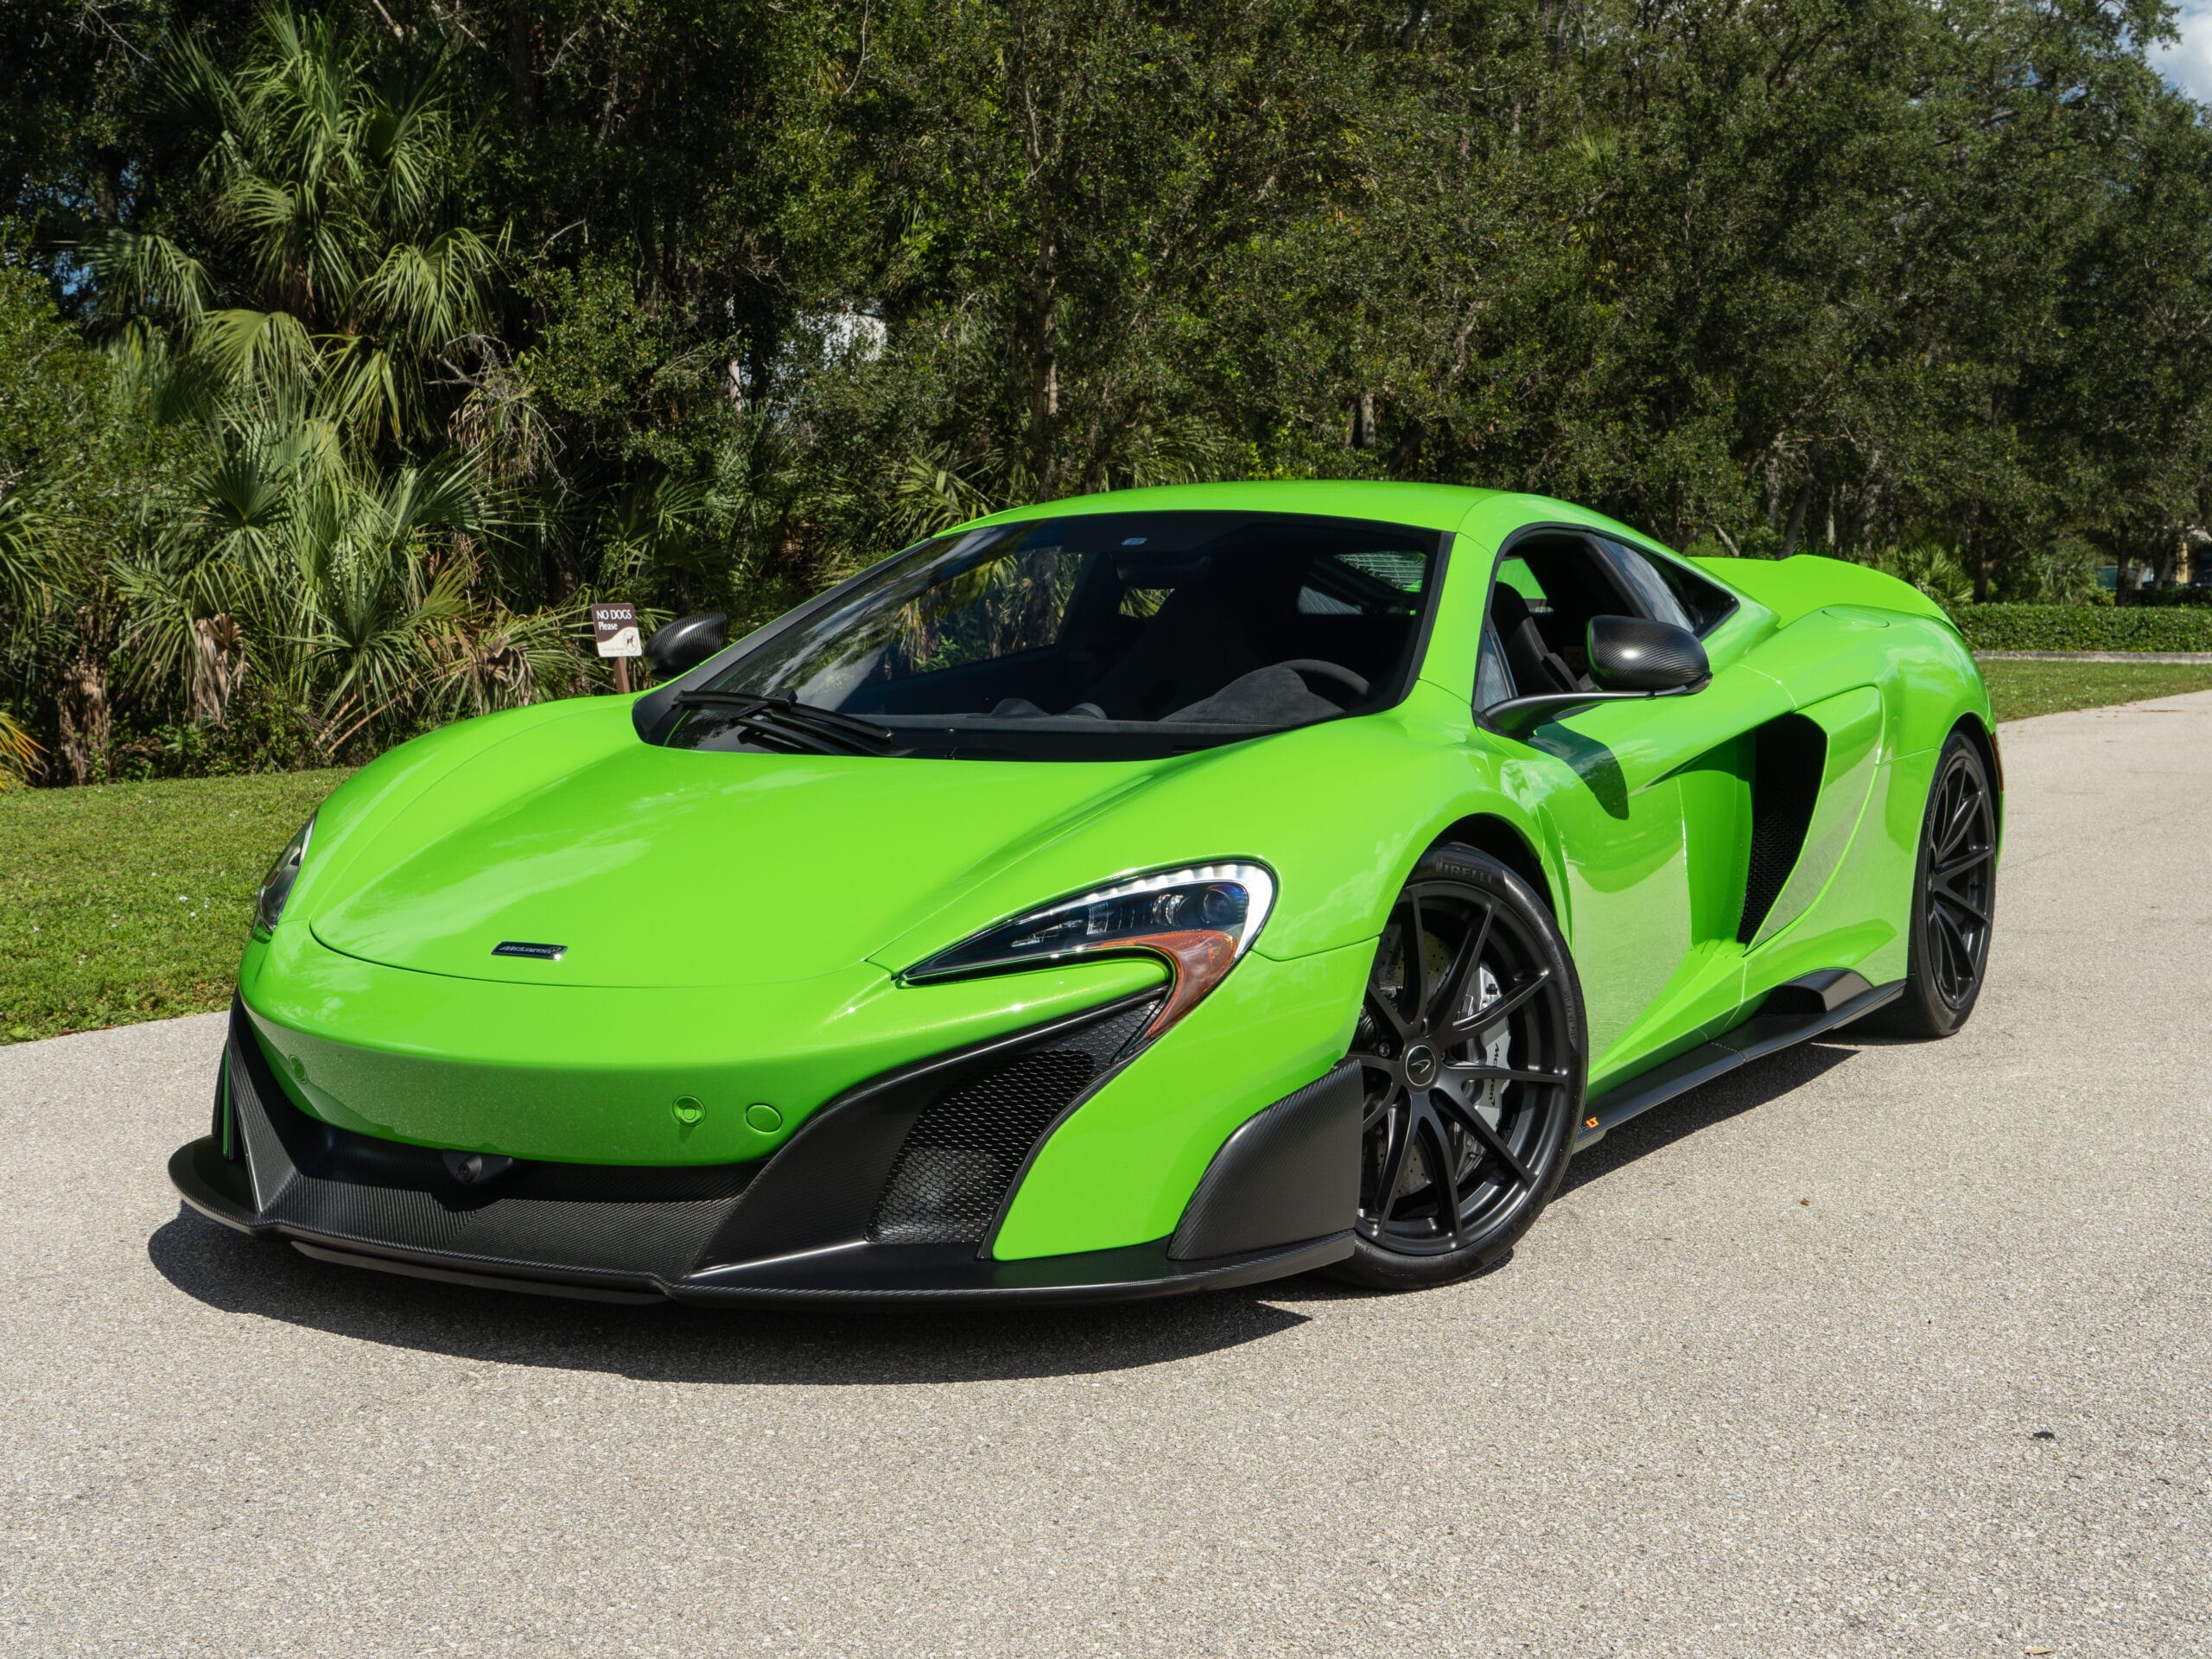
<box><xmin>1331</xmin><ymin>845</ymin><xmax>1586</xmax><ymax>1290</ymax></box>
<box><xmin>1866</xmin><ymin>730</ymin><xmax>1999</xmax><ymax>1039</ymax></box>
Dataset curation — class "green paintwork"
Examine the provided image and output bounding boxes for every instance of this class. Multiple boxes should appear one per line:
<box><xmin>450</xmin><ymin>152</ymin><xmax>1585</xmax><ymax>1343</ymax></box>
<box><xmin>238</xmin><ymin>480</ymin><xmax>1997</xmax><ymax>1262</ymax></box>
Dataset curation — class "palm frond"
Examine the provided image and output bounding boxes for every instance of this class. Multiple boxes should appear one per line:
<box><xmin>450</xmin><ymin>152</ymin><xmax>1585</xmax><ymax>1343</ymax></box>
<box><xmin>0</xmin><ymin>709</ymin><xmax>41</xmax><ymax>790</ymax></box>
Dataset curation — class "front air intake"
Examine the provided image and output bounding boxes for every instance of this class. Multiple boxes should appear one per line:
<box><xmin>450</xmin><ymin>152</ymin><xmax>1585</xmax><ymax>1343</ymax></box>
<box><xmin>869</xmin><ymin>998</ymin><xmax>1156</xmax><ymax>1244</ymax></box>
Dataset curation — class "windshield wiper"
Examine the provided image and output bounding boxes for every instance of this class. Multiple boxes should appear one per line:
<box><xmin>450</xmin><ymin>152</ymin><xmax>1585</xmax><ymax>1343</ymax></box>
<box><xmin>671</xmin><ymin>691</ymin><xmax>900</xmax><ymax>755</ymax></box>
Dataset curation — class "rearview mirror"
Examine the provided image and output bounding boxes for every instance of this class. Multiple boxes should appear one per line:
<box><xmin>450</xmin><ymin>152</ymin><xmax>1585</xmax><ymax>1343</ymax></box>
<box><xmin>645</xmin><ymin>612</ymin><xmax>728</xmax><ymax>677</ymax></box>
<box><xmin>1586</xmin><ymin>615</ymin><xmax>1709</xmax><ymax>692</ymax></box>
<box><xmin>1482</xmin><ymin>614</ymin><xmax>1711</xmax><ymax>737</ymax></box>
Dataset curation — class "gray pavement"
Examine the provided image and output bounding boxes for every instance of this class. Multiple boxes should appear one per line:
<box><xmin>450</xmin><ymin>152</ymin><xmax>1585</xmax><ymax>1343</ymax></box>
<box><xmin>4</xmin><ymin>694</ymin><xmax>2211</xmax><ymax>1658</ymax></box>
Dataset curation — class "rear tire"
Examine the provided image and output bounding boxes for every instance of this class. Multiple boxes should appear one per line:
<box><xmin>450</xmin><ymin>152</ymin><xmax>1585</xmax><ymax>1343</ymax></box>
<box><xmin>1329</xmin><ymin>846</ymin><xmax>1586</xmax><ymax>1292</ymax></box>
<box><xmin>1862</xmin><ymin>730</ymin><xmax>1998</xmax><ymax>1039</ymax></box>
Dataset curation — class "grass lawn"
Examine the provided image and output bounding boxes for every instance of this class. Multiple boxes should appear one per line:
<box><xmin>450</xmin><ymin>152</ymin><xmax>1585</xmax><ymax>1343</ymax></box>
<box><xmin>1977</xmin><ymin>657</ymin><xmax>2212</xmax><ymax>721</ymax></box>
<box><xmin>4</xmin><ymin>657</ymin><xmax>2212</xmax><ymax>1047</ymax></box>
<box><xmin>1</xmin><ymin>769</ymin><xmax>348</xmax><ymax>1044</ymax></box>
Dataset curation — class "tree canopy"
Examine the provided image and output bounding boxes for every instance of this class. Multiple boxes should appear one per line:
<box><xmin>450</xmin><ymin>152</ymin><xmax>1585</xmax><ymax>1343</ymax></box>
<box><xmin>5</xmin><ymin>0</ymin><xmax>2211</xmax><ymax>782</ymax></box>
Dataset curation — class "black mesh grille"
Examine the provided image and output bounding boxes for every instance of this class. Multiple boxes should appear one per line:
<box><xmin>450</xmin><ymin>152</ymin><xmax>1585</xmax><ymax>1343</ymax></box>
<box><xmin>869</xmin><ymin>999</ymin><xmax>1157</xmax><ymax>1244</ymax></box>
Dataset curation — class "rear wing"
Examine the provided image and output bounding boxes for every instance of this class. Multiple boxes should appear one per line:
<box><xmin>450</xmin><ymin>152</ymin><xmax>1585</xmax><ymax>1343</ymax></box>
<box><xmin>1689</xmin><ymin>553</ymin><xmax>1954</xmax><ymax>632</ymax></box>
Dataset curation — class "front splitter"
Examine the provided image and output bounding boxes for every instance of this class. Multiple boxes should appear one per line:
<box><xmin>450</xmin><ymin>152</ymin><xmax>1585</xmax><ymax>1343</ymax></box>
<box><xmin>171</xmin><ymin>1136</ymin><xmax>1351</xmax><ymax>1306</ymax></box>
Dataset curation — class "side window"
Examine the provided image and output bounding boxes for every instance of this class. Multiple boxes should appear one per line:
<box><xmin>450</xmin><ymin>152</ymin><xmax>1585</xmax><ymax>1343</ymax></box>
<box><xmin>1596</xmin><ymin>537</ymin><xmax>1736</xmax><ymax>635</ymax></box>
<box><xmin>1475</xmin><ymin>623</ymin><xmax>1513</xmax><ymax>709</ymax></box>
<box><xmin>1495</xmin><ymin>555</ymin><xmax>1551</xmax><ymax>613</ymax></box>
<box><xmin>1480</xmin><ymin>550</ymin><xmax>1586</xmax><ymax>706</ymax></box>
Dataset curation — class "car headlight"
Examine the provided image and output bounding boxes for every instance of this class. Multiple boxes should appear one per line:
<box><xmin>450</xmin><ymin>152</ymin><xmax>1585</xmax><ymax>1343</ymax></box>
<box><xmin>253</xmin><ymin>815</ymin><xmax>315</xmax><ymax>937</ymax></box>
<box><xmin>904</xmin><ymin>861</ymin><xmax>1276</xmax><ymax>1036</ymax></box>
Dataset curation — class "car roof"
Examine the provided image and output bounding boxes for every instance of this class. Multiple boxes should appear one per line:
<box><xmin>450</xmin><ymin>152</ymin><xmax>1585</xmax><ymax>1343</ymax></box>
<box><xmin>961</xmin><ymin>480</ymin><xmax>1503</xmax><ymax>537</ymax></box>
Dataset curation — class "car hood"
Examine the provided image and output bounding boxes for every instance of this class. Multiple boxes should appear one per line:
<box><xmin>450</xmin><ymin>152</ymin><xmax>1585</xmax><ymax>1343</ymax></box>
<box><xmin>306</xmin><ymin>726</ymin><xmax>1166</xmax><ymax>989</ymax></box>
<box><xmin>300</xmin><ymin>691</ymin><xmax>1452</xmax><ymax>988</ymax></box>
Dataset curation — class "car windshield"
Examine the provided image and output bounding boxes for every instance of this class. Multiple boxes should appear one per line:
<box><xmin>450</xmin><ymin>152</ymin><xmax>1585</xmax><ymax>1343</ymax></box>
<box><xmin>652</xmin><ymin>511</ymin><xmax>1445</xmax><ymax>760</ymax></box>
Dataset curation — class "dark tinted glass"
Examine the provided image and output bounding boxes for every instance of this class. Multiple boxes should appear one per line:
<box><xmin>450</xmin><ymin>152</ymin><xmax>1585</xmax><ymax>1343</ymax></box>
<box><xmin>1596</xmin><ymin>537</ymin><xmax>1737</xmax><ymax>635</ymax></box>
<box><xmin>664</xmin><ymin>512</ymin><xmax>1444</xmax><ymax>760</ymax></box>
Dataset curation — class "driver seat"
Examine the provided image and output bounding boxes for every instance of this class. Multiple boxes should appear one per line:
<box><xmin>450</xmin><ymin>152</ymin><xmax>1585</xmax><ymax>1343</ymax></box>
<box><xmin>1490</xmin><ymin>586</ymin><xmax>1584</xmax><ymax>696</ymax></box>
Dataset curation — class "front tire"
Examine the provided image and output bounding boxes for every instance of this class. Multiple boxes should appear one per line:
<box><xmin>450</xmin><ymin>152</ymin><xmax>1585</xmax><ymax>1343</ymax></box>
<box><xmin>1330</xmin><ymin>846</ymin><xmax>1587</xmax><ymax>1292</ymax></box>
<box><xmin>1862</xmin><ymin>730</ymin><xmax>1998</xmax><ymax>1039</ymax></box>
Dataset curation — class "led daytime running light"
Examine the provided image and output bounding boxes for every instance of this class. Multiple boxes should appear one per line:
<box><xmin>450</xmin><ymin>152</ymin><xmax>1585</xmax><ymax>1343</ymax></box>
<box><xmin>906</xmin><ymin>861</ymin><xmax>1276</xmax><ymax>1038</ymax></box>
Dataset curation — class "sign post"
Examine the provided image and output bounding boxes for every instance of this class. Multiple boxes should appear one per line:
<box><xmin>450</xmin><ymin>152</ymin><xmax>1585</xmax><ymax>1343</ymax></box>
<box><xmin>592</xmin><ymin>601</ymin><xmax>643</xmax><ymax>694</ymax></box>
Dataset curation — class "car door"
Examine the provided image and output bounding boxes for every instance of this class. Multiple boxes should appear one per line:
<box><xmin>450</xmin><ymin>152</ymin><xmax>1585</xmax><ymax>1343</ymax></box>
<box><xmin>1476</xmin><ymin>530</ymin><xmax>1788</xmax><ymax>1088</ymax></box>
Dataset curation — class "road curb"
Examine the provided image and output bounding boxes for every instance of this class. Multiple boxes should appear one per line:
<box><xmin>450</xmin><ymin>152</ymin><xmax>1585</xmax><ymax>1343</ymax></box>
<box><xmin>1974</xmin><ymin>649</ymin><xmax>2212</xmax><ymax>664</ymax></box>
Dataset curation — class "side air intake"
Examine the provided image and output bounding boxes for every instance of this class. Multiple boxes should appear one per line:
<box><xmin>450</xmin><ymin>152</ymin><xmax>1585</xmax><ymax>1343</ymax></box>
<box><xmin>1738</xmin><ymin>714</ymin><xmax>1827</xmax><ymax>943</ymax></box>
<box><xmin>868</xmin><ymin>999</ymin><xmax>1156</xmax><ymax>1245</ymax></box>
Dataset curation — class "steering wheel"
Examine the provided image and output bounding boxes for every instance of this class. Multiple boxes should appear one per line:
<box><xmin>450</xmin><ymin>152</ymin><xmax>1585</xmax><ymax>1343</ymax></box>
<box><xmin>1278</xmin><ymin>658</ymin><xmax>1370</xmax><ymax>704</ymax></box>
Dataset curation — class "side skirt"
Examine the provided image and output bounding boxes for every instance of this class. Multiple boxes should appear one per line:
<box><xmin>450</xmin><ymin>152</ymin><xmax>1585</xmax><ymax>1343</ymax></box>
<box><xmin>1573</xmin><ymin>970</ymin><xmax>1903</xmax><ymax>1152</ymax></box>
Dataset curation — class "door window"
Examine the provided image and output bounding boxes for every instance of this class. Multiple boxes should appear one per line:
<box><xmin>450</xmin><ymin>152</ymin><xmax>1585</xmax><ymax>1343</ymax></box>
<box><xmin>1594</xmin><ymin>537</ymin><xmax>1736</xmax><ymax>635</ymax></box>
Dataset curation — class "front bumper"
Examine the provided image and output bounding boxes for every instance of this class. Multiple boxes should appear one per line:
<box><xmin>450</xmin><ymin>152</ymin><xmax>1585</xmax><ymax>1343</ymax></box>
<box><xmin>173</xmin><ymin>995</ymin><xmax>1357</xmax><ymax>1306</ymax></box>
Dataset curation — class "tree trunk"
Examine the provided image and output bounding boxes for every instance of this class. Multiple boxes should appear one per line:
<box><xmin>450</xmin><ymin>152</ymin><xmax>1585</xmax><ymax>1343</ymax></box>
<box><xmin>1779</xmin><ymin>472</ymin><xmax>1812</xmax><ymax>558</ymax></box>
<box><xmin>1348</xmin><ymin>390</ymin><xmax>1376</xmax><ymax>450</ymax></box>
<box><xmin>1027</xmin><ymin>263</ymin><xmax>1059</xmax><ymax>491</ymax></box>
<box><xmin>190</xmin><ymin>613</ymin><xmax>246</xmax><ymax>726</ymax></box>
<box><xmin>505</xmin><ymin>4</ymin><xmax>537</xmax><ymax>124</ymax></box>
<box><xmin>56</xmin><ymin>647</ymin><xmax>110</xmax><ymax>785</ymax></box>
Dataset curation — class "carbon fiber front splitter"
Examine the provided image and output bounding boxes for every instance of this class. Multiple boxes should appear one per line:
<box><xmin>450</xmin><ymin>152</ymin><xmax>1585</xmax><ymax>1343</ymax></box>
<box><xmin>169</xmin><ymin>995</ymin><xmax>1359</xmax><ymax>1306</ymax></box>
<box><xmin>170</xmin><ymin>1134</ymin><xmax>1349</xmax><ymax>1304</ymax></box>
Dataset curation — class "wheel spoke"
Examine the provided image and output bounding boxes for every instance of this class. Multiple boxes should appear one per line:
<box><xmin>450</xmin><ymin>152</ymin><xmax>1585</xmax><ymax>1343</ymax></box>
<box><xmin>1443</xmin><ymin>969</ymin><xmax>1550</xmax><ymax>1042</ymax></box>
<box><xmin>1935</xmin><ymin>784</ymin><xmax>1980</xmax><ymax>859</ymax></box>
<box><xmin>1930</xmin><ymin>907</ymin><xmax>1971</xmax><ymax>994</ymax></box>
<box><xmin>1402</xmin><ymin>892</ymin><xmax>1429</xmax><ymax>1020</ymax></box>
<box><xmin>1349</xmin><ymin>1065</ymin><xmax>1398</xmax><ymax>1130</ymax></box>
<box><xmin>1370</xmin><ymin>1106</ymin><xmax>1414</xmax><ymax>1224</ymax></box>
<box><xmin>1933</xmin><ymin>846</ymin><xmax>1993</xmax><ymax>880</ymax></box>
<box><xmin>1418</xmin><ymin>1111</ymin><xmax>1462</xmax><ymax>1242</ymax></box>
<box><xmin>1433</xmin><ymin>1089</ymin><xmax>1535</xmax><ymax>1187</ymax></box>
<box><xmin>1433</xmin><ymin>901</ymin><xmax>1495</xmax><ymax>1027</ymax></box>
<box><xmin>1363</xmin><ymin>982</ymin><xmax>1413</xmax><ymax>1044</ymax></box>
<box><xmin>1931</xmin><ymin>888</ymin><xmax>1989</xmax><ymax>927</ymax></box>
<box><xmin>1441</xmin><ymin>1062</ymin><xmax>1567</xmax><ymax>1088</ymax></box>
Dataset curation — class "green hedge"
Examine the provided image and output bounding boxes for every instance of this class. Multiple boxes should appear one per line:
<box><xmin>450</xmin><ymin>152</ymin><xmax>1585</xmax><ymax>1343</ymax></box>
<box><xmin>1944</xmin><ymin>603</ymin><xmax>2212</xmax><ymax>652</ymax></box>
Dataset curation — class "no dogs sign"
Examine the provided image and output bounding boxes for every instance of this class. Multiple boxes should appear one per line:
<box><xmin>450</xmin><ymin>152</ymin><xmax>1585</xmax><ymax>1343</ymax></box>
<box><xmin>591</xmin><ymin>602</ymin><xmax>643</xmax><ymax>658</ymax></box>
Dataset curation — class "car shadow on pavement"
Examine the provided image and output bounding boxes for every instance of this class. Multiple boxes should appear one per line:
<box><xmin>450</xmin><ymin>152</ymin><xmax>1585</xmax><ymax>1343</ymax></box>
<box><xmin>146</xmin><ymin>1209</ymin><xmax>1310</xmax><ymax>1384</ymax></box>
<box><xmin>145</xmin><ymin>1040</ymin><xmax>1870</xmax><ymax>1370</ymax></box>
<box><xmin>1264</xmin><ymin>1043</ymin><xmax>1867</xmax><ymax>1305</ymax></box>
<box><xmin>1557</xmin><ymin>1039</ymin><xmax>1861</xmax><ymax>1198</ymax></box>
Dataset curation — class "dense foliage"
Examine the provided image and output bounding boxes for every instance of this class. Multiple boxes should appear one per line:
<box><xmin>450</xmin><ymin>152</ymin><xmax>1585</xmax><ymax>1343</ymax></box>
<box><xmin>1944</xmin><ymin>602</ymin><xmax>2212</xmax><ymax>651</ymax></box>
<box><xmin>6</xmin><ymin>0</ymin><xmax>2212</xmax><ymax>784</ymax></box>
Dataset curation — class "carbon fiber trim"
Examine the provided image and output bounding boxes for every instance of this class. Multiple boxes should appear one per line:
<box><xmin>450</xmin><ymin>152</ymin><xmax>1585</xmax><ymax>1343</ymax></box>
<box><xmin>1167</xmin><ymin>1060</ymin><xmax>1361</xmax><ymax>1260</ymax></box>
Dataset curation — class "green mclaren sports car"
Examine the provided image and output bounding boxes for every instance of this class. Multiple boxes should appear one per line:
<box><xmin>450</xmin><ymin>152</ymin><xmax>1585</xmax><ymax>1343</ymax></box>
<box><xmin>171</xmin><ymin>481</ymin><xmax>2000</xmax><ymax>1303</ymax></box>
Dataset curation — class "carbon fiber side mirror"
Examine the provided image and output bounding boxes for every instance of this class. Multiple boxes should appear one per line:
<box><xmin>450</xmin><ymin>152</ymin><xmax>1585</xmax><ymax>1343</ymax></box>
<box><xmin>645</xmin><ymin>612</ymin><xmax>728</xmax><ymax>676</ymax></box>
<box><xmin>1586</xmin><ymin>615</ymin><xmax>1710</xmax><ymax>692</ymax></box>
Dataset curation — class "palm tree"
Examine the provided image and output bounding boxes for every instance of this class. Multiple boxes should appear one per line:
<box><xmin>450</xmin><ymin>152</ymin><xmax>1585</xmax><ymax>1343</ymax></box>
<box><xmin>81</xmin><ymin>3</ymin><xmax>582</xmax><ymax>760</ymax></box>
<box><xmin>93</xmin><ymin>3</ymin><xmax>499</xmax><ymax>452</ymax></box>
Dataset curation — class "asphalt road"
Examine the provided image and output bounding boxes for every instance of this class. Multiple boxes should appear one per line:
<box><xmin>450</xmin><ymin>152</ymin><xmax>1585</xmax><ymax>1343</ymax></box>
<box><xmin>5</xmin><ymin>694</ymin><xmax>2210</xmax><ymax>1658</ymax></box>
